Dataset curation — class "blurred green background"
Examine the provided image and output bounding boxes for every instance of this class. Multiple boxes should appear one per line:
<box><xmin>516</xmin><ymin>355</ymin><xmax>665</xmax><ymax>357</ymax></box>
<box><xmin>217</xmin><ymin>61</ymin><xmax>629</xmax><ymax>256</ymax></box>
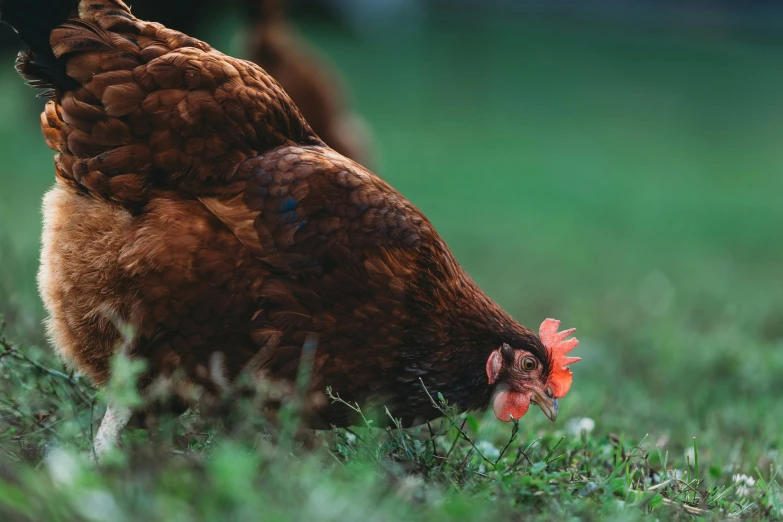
<box><xmin>0</xmin><ymin>3</ymin><xmax>782</xmax><ymax>471</ymax></box>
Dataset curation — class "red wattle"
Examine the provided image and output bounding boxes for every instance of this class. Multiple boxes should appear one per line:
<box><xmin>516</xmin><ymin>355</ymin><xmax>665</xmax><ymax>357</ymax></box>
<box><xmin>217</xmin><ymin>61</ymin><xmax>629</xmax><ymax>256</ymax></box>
<box><xmin>492</xmin><ymin>390</ymin><xmax>531</xmax><ymax>422</ymax></box>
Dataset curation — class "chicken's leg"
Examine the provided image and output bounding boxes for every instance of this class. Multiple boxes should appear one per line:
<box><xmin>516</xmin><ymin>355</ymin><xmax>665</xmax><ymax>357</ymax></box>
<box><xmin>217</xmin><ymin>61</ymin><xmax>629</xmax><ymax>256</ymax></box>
<box><xmin>93</xmin><ymin>401</ymin><xmax>131</xmax><ymax>462</ymax></box>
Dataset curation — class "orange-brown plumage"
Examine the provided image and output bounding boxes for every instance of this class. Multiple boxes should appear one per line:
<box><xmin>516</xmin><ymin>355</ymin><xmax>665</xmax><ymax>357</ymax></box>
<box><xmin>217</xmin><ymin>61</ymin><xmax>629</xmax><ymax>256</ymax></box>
<box><xmin>3</xmin><ymin>0</ymin><xmax>578</xmax><ymax>430</ymax></box>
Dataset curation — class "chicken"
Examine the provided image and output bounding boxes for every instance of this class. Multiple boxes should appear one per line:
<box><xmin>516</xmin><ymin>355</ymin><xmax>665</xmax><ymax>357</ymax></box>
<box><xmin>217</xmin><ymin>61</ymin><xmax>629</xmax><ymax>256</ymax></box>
<box><xmin>242</xmin><ymin>0</ymin><xmax>373</xmax><ymax>165</ymax></box>
<box><xmin>0</xmin><ymin>0</ymin><xmax>579</xmax><ymax>457</ymax></box>
<box><xmin>120</xmin><ymin>0</ymin><xmax>373</xmax><ymax>165</ymax></box>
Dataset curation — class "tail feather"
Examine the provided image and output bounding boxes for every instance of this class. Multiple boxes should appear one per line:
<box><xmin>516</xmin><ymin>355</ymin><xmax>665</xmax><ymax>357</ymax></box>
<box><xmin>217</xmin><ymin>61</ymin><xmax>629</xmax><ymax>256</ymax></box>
<box><xmin>0</xmin><ymin>0</ymin><xmax>80</xmax><ymax>92</ymax></box>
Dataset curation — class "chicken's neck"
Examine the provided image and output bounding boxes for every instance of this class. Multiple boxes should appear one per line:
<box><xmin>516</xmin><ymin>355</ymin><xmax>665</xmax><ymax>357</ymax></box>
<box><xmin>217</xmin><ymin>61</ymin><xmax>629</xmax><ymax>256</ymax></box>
<box><xmin>403</xmin><ymin>247</ymin><xmax>542</xmax><ymax>415</ymax></box>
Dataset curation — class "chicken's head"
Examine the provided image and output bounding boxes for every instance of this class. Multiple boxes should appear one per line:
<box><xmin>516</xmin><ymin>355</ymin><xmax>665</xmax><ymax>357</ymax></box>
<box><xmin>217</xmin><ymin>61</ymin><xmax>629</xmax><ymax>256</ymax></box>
<box><xmin>486</xmin><ymin>319</ymin><xmax>580</xmax><ymax>422</ymax></box>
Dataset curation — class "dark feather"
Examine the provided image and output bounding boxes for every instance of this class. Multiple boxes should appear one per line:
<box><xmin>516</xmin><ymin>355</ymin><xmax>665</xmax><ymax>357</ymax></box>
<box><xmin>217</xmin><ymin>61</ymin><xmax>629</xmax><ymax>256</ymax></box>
<box><xmin>0</xmin><ymin>0</ymin><xmax>80</xmax><ymax>91</ymax></box>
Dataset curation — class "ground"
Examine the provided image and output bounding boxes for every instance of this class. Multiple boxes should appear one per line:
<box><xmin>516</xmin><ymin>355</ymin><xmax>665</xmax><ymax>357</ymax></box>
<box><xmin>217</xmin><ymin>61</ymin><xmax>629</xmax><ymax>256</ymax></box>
<box><xmin>0</xmin><ymin>11</ymin><xmax>781</xmax><ymax>521</ymax></box>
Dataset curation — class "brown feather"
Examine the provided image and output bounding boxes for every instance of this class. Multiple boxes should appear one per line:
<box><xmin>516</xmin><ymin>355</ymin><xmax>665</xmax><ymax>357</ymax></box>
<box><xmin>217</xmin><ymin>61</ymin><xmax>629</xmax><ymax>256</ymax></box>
<box><xmin>27</xmin><ymin>0</ymin><xmax>551</xmax><ymax>430</ymax></box>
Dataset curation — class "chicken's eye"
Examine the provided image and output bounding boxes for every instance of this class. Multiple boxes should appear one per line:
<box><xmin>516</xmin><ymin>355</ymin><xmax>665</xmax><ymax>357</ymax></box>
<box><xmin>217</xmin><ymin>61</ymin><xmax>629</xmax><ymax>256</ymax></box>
<box><xmin>521</xmin><ymin>357</ymin><xmax>537</xmax><ymax>371</ymax></box>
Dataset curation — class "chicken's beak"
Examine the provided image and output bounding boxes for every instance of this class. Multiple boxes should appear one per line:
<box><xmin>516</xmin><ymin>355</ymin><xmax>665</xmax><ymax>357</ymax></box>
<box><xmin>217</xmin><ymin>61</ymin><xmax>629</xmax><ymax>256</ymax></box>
<box><xmin>531</xmin><ymin>388</ymin><xmax>559</xmax><ymax>422</ymax></box>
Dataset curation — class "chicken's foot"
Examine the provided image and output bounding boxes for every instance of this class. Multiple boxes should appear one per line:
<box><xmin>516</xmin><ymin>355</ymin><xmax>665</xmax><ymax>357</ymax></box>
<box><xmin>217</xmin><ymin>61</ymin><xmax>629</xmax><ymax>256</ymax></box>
<box><xmin>93</xmin><ymin>401</ymin><xmax>132</xmax><ymax>462</ymax></box>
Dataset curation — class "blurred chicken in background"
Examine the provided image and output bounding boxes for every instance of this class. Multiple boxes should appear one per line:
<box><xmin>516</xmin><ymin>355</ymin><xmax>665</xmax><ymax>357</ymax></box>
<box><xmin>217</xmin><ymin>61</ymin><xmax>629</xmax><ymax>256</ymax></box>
<box><xmin>117</xmin><ymin>0</ymin><xmax>374</xmax><ymax>166</ymax></box>
<box><xmin>244</xmin><ymin>0</ymin><xmax>374</xmax><ymax>165</ymax></box>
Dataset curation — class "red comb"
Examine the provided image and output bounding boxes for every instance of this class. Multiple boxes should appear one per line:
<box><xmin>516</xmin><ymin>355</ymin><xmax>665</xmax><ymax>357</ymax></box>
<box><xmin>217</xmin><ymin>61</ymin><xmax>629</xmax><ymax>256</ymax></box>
<box><xmin>539</xmin><ymin>318</ymin><xmax>580</xmax><ymax>398</ymax></box>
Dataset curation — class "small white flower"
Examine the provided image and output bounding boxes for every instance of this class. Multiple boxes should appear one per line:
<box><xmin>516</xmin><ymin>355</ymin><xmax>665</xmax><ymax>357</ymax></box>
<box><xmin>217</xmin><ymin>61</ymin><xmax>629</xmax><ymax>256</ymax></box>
<box><xmin>566</xmin><ymin>417</ymin><xmax>595</xmax><ymax>437</ymax></box>
<box><xmin>733</xmin><ymin>474</ymin><xmax>756</xmax><ymax>497</ymax></box>
<box><xmin>733</xmin><ymin>474</ymin><xmax>756</xmax><ymax>487</ymax></box>
<box><xmin>476</xmin><ymin>440</ymin><xmax>500</xmax><ymax>460</ymax></box>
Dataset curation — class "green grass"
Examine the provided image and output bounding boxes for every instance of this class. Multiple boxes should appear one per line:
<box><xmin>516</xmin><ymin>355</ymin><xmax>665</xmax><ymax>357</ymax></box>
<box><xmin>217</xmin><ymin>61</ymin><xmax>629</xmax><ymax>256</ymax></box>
<box><xmin>1</xmin><ymin>11</ymin><xmax>782</xmax><ymax>521</ymax></box>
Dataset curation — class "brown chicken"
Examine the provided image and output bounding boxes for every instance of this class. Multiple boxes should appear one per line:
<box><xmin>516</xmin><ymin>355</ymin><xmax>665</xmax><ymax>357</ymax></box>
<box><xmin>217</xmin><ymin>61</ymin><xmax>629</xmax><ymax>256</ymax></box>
<box><xmin>1</xmin><ymin>0</ymin><xmax>579</xmax><ymax>457</ymax></box>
